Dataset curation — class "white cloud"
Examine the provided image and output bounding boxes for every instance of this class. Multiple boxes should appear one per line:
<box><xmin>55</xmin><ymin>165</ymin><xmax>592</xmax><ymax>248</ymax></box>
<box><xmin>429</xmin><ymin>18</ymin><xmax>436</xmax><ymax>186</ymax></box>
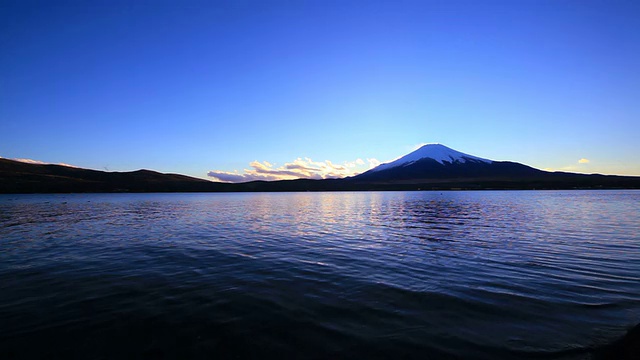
<box><xmin>10</xmin><ymin>158</ymin><xmax>77</xmax><ymax>168</ymax></box>
<box><xmin>411</xmin><ymin>142</ymin><xmax>429</xmax><ymax>151</ymax></box>
<box><xmin>13</xmin><ymin>158</ymin><xmax>47</xmax><ymax>165</ymax></box>
<box><xmin>545</xmin><ymin>158</ymin><xmax>594</xmax><ymax>173</ymax></box>
<box><xmin>206</xmin><ymin>170</ymin><xmax>282</xmax><ymax>183</ymax></box>
<box><xmin>208</xmin><ymin>156</ymin><xmax>381</xmax><ymax>183</ymax></box>
<box><xmin>367</xmin><ymin>158</ymin><xmax>381</xmax><ymax>169</ymax></box>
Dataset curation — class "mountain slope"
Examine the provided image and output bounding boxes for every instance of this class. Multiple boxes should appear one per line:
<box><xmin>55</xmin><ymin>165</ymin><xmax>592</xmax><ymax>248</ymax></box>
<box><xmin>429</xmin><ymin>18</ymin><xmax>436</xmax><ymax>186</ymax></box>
<box><xmin>355</xmin><ymin>144</ymin><xmax>549</xmax><ymax>182</ymax></box>
<box><xmin>371</xmin><ymin>144</ymin><xmax>491</xmax><ymax>173</ymax></box>
<box><xmin>0</xmin><ymin>158</ymin><xmax>221</xmax><ymax>193</ymax></box>
<box><xmin>351</xmin><ymin>144</ymin><xmax>640</xmax><ymax>190</ymax></box>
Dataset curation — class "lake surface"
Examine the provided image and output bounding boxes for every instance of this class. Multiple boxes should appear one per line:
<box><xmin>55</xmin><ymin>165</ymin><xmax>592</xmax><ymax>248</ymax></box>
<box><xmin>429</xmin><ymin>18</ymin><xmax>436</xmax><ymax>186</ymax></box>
<box><xmin>1</xmin><ymin>191</ymin><xmax>639</xmax><ymax>359</ymax></box>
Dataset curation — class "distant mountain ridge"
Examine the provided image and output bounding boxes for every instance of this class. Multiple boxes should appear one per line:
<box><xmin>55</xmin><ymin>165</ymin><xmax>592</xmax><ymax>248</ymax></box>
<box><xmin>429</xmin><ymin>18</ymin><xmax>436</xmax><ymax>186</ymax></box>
<box><xmin>2</xmin><ymin>145</ymin><xmax>640</xmax><ymax>193</ymax></box>
<box><xmin>0</xmin><ymin>158</ymin><xmax>217</xmax><ymax>193</ymax></box>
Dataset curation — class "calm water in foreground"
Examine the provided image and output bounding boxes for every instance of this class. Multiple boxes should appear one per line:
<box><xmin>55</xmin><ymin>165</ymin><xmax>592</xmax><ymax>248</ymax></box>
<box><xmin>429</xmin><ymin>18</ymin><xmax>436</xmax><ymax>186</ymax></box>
<box><xmin>1</xmin><ymin>191</ymin><xmax>639</xmax><ymax>359</ymax></box>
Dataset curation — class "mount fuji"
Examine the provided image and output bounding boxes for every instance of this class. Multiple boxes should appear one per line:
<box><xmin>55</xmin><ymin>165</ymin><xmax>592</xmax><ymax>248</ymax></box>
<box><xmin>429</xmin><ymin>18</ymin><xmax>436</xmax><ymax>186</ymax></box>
<box><xmin>2</xmin><ymin>144</ymin><xmax>640</xmax><ymax>193</ymax></box>
<box><xmin>372</xmin><ymin>143</ymin><xmax>492</xmax><ymax>171</ymax></box>
<box><xmin>354</xmin><ymin>144</ymin><xmax>545</xmax><ymax>182</ymax></box>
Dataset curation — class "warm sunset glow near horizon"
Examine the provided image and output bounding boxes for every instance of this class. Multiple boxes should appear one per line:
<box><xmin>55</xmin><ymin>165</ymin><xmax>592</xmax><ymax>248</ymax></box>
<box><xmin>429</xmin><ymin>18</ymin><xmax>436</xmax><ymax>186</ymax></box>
<box><xmin>2</xmin><ymin>0</ymin><xmax>639</xmax><ymax>181</ymax></box>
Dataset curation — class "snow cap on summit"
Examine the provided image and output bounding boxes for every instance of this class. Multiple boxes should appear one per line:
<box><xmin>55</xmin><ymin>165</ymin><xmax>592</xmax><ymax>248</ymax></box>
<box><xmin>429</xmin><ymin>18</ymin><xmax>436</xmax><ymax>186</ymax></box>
<box><xmin>371</xmin><ymin>144</ymin><xmax>492</xmax><ymax>172</ymax></box>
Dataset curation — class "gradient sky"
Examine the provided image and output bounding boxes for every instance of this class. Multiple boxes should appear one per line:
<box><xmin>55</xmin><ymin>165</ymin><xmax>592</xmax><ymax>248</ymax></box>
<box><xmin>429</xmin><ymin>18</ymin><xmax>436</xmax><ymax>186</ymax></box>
<box><xmin>1</xmin><ymin>0</ymin><xmax>639</xmax><ymax>181</ymax></box>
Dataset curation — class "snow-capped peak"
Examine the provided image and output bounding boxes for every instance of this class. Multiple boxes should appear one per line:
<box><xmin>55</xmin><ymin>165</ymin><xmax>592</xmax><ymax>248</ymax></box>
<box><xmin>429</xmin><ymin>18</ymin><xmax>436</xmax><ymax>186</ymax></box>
<box><xmin>371</xmin><ymin>144</ymin><xmax>492</xmax><ymax>172</ymax></box>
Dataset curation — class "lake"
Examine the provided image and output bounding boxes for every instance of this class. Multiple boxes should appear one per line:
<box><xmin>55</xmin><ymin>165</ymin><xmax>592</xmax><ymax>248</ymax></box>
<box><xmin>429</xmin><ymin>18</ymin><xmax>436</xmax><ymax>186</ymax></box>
<box><xmin>1</xmin><ymin>191</ymin><xmax>639</xmax><ymax>359</ymax></box>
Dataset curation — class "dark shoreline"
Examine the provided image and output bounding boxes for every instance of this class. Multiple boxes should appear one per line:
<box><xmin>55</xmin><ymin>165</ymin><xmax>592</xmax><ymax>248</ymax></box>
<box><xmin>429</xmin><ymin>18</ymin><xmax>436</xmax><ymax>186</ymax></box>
<box><xmin>3</xmin><ymin>176</ymin><xmax>640</xmax><ymax>194</ymax></box>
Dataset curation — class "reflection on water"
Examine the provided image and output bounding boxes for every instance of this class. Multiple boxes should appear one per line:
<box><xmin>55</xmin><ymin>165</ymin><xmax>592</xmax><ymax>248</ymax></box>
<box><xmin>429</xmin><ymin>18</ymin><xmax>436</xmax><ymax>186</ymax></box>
<box><xmin>0</xmin><ymin>191</ymin><xmax>639</xmax><ymax>359</ymax></box>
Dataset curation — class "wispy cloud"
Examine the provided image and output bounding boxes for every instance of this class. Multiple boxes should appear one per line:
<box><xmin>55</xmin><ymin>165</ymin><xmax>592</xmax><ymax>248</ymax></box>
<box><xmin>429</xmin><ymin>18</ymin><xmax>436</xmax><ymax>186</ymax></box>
<box><xmin>12</xmin><ymin>158</ymin><xmax>47</xmax><ymax>165</ymax></box>
<box><xmin>208</xmin><ymin>157</ymin><xmax>380</xmax><ymax>183</ymax></box>
<box><xmin>550</xmin><ymin>158</ymin><xmax>594</xmax><ymax>173</ymax></box>
<box><xmin>7</xmin><ymin>157</ymin><xmax>77</xmax><ymax>168</ymax></box>
<box><xmin>411</xmin><ymin>142</ymin><xmax>429</xmax><ymax>151</ymax></box>
<box><xmin>367</xmin><ymin>158</ymin><xmax>381</xmax><ymax>168</ymax></box>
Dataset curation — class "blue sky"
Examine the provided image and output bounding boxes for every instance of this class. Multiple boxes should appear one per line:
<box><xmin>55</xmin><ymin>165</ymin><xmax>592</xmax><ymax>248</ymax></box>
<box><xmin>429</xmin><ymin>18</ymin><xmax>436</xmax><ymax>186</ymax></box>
<box><xmin>1</xmin><ymin>0</ymin><xmax>639</xmax><ymax>181</ymax></box>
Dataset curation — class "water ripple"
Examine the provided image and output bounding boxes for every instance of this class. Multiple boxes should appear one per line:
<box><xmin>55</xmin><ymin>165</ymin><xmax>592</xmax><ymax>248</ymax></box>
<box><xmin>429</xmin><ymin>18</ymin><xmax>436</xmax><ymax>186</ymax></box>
<box><xmin>1</xmin><ymin>191</ymin><xmax>639</xmax><ymax>359</ymax></box>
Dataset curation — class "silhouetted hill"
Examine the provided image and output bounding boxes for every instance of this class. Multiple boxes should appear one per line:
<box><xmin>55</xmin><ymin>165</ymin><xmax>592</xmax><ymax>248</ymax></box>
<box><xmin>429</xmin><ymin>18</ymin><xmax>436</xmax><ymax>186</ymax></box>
<box><xmin>1</xmin><ymin>157</ymin><xmax>640</xmax><ymax>193</ymax></box>
<box><xmin>0</xmin><ymin>158</ymin><xmax>224</xmax><ymax>193</ymax></box>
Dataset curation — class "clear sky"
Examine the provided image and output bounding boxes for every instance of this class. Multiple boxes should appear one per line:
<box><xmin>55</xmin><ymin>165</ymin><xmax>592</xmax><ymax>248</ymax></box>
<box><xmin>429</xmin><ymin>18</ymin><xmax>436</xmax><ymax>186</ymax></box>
<box><xmin>1</xmin><ymin>0</ymin><xmax>639</xmax><ymax>181</ymax></box>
